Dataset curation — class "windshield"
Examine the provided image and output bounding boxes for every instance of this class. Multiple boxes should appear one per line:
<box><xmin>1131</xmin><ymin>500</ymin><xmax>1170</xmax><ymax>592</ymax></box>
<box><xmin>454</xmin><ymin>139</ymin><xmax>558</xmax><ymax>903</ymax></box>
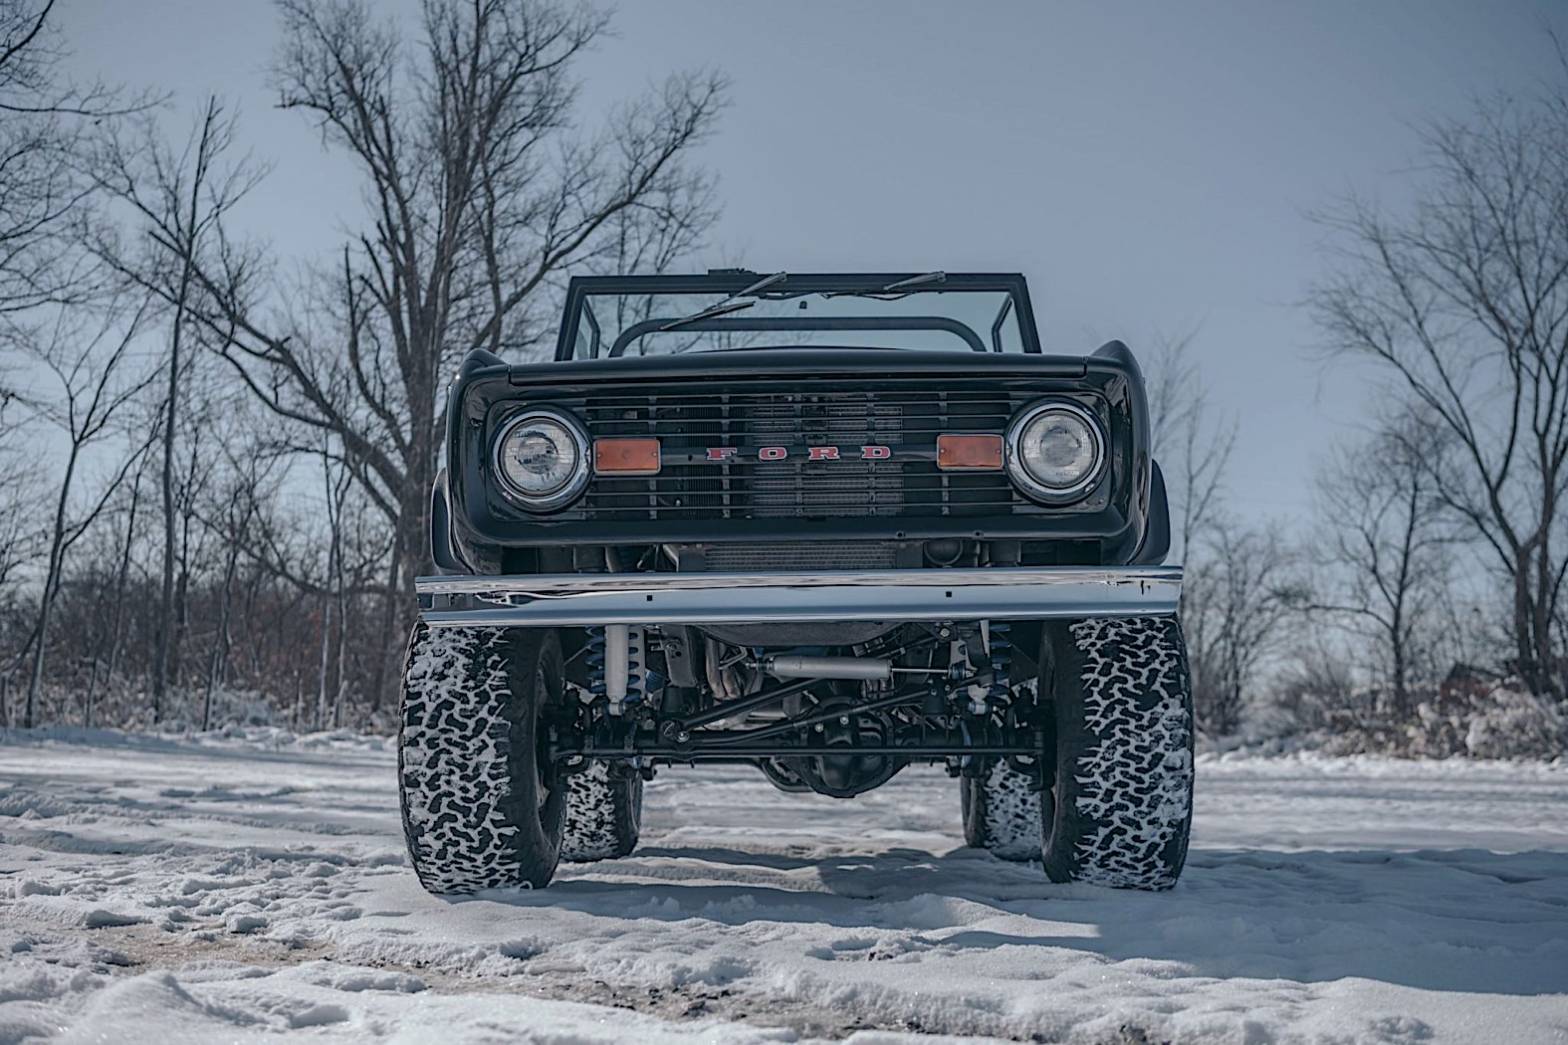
<box><xmin>558</xmin><ymin>273</ymin><xmax>1036</xmax><ymax>360</ymax></box>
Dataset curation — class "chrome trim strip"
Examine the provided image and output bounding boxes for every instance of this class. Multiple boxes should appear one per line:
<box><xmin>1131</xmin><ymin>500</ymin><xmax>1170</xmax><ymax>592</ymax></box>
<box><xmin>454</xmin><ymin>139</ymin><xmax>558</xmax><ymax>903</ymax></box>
<box><xmin>416</xmin><ymin>566</ymin><xmax>1181</xmax><ymax>628</ymax></box>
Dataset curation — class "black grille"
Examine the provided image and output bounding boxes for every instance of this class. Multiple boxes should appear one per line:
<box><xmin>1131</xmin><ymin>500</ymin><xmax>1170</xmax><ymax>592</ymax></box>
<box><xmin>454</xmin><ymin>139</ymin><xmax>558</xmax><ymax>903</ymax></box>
<box><xmin>698</xmin><ymin>541</ymin><xmax>900</xmax><ymax>572</ymax></box>
<box><xmin>572</xmin><ymin>385</ymin><xmax>1043</xmax><ymax>521</ymax></box>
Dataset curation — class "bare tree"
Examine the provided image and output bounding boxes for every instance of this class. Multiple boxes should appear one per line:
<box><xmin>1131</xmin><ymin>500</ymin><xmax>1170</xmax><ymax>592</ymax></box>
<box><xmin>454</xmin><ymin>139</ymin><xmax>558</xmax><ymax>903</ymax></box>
<box><xmin>0</xmin><ymin>385</ymin><xmax>37</xmax><ymax>725</ymax></box>
<box><xmin>12</xmin><ymin>295</ymin><xmax>156</xmax><ymax>726</ymax></box>
<box><xmin>0</xmin><ymin>408</ymin><xmax>41</xmax><ymax>595</ymax></box>
<box><xmin>1310</xmin><ymin>85</ymin><xmax>1568</xmax><ymax>699</ymax></box>
<box><xmin>90</xmin><ymin>0</ymin><xmax>726</xmax><ymax>706</ymax></box>
<box><xmin>0</xmin><ymin>409</ymin><xmax>43</xmax><ymax>727</ymax></box>
<box><xmin>146</xmin><ymin>99</ymin><xmax>247</xmax><ymax>715</ymax></box>
<box><xmin>312</xmin><ymin>431</ymin><xmax>352</xmax><ymax>731</ymax></box>
<box><xmin>198</xmin><ymin>431</ymin><xmax>281</xmax><ymax>731</ymax></box>
<box><xmin>0</xmin><ymin>0</ymin><xmax>153</xmax><ymax>314</ymax></box>
<box><xmin>1303</xmin><ymin>417</ymin><xmax>1455</xmax><ymax>717</ymax></box>
<box><xmin>1145</xmin><ymin>329</ymin><xmax>1237</xmax><ymax>564</ymax></box>
<box><xmin>88</xmin><ymin>447</ymin><xmax>150</xmax><ymax>726</ymax></box>
<box><xmin>260</xmin><ymin>0</ymin><xmax>724</xmax><ymax>576</ymax></box>
<box><xmin>77</xmin><ymin>97</ymin><xmax>259</xmax><ymax>717</ymax></box>
<box><xmin>1185</xmin><ymin>520</ymin><xmax>1300</xmax><ymax>734</ymax></box>
<box><xmin>0</xmin><ymin>471</ymin><xmax>37</xmax><ymax>591</ymax></box>
<box><xmin>1276</xmin><ymin>624</ymin><xmax>1365</xmax><ymax>734</ymax></box>
<box><xmin>0</xmin><ymin>1</ymin><xmax>155</xmax><ymax>726</ymax></box>
<box><xmin>1144</xmin><ymin>329</ymin><xmax>1247</xmax><ymax>728</ymax></box>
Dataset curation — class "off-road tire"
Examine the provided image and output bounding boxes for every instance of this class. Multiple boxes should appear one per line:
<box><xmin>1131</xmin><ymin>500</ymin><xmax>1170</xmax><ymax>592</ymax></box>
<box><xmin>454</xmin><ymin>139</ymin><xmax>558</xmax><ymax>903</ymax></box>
<box><xmin>961</xmin><ymin>760</ymin><xmax>1042</xmax><ymax>861</ymax></box>
<box><xmin>560</xmin><ymin>761</ymin><xmax>643</xmax><ymax>862</ymax></box>
<box><xmin>1039</xmin><ymin>616</ymin><xmax>1194</xmax><ymax>890</ymax></box>
<box><xmin>399</xmin><ymin>623</ymin><xmax>566</xmax><ymax>894</ymax></box>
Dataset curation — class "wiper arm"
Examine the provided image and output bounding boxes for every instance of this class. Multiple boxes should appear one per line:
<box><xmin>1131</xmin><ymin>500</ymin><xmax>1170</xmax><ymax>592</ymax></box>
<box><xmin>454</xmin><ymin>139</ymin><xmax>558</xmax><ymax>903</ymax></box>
<box><xmin>824</xmin><ymin>271</ymin><xmax>946</xmax><ymax>299</ymax></box>
<box><xmin>660</xmin><ymin>271</ymin><xmax>787</xmax><ymax>332</ymax></box>
<box><xmin>880</xmin><ymin>271</ymin><xmax>946</xmax><ymax>292</ymax></box>
<box><xmin>733</xmin><ymin>270</ymin><xmax>789</xmax><ymax>297</ymax></box>
<box><xmin>659</xmin><ymin>298</ymin><xmax>756</xmax><ymax>333</ymax></box>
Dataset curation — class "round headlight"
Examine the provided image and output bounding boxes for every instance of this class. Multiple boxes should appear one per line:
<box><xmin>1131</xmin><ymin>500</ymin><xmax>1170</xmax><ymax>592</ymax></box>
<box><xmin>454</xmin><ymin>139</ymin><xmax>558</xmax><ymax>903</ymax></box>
<box><xmin>492</xmin><ymin>410</ymin><xmax>589</xmax><ymax>510</ymax></box>
<box><xmin>1006</xmin><ymin>400</ymin><xmax>1106</xmax><ymax>502</ymax></box>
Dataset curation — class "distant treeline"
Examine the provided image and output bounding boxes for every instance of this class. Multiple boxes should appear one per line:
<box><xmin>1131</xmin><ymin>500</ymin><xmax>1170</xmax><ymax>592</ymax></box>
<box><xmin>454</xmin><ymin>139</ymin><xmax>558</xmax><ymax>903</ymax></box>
<box><xmin>1</xmin><ymin>3</ymin><xmax>1563</xmax><ymax>756</ymax></box>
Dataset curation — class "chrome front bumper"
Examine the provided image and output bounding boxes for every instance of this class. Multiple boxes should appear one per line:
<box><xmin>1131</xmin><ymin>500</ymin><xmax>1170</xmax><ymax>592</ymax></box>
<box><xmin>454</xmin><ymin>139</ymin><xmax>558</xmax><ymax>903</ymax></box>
<box><xmin>415</xmin><ymin>566</ymin><xmax>1182</xmax><ymax>628</ymax></box>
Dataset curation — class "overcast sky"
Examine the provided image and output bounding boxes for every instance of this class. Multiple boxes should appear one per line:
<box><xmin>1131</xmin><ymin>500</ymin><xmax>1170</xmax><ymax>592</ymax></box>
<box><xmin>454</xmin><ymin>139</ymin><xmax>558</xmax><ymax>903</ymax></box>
<box><xmin>59</xmin><ymin>0</ymin><xmax>1567</xmax><ymax>523</ymax></box>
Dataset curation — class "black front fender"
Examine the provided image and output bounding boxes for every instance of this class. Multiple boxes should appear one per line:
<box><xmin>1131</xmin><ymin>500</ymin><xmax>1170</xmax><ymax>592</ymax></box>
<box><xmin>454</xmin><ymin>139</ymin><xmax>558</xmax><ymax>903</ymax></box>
<box><xmin>1133</xmin><ymin>461</ymin><xmax>1172</xmax><ymax>565</ymax></box>
<box><xmin>429</xmin><ymin>470</ymin><xmax>467</xmax><ymax>574</ymax></box>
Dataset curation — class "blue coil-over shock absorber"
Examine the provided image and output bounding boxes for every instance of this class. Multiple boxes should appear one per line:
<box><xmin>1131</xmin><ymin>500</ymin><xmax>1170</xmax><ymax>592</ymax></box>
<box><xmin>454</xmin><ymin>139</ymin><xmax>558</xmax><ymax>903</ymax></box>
<box><xmin>624</xmin><ymin>627</ymin><xmax>648</xmax><ymax>708</ymax></box>
<box><xmin>598</xmin><ymin>625</ymin><xmax>651</xmax><ymax>714</ymax></box>
<box><xmin>987</xmin><ymin>620</ymin><xmax>1013</xmax><ymax>705</ymax></box>
<box><xmin>584</xmin><ymin>625</ymin><xmax>607</xmax><ymax>704</ymax></box>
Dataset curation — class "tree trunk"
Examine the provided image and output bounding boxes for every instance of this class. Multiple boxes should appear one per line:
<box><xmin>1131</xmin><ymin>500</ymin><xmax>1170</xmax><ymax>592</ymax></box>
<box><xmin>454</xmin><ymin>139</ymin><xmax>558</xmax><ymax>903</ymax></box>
<box><xmin>369</xmin><ymin>538</ymin><xmax>405</xmax><ymax>712</ymax></box>
<box><xmin>315</xmin><ymin>596</ymin><xmax>332</xmax><ymax>731</ymax></box>
<box><xmin>171</xmin><ymin>493</ymin><xmax>195</xmax><ymax>691</ymax></box>
<box><xmin>203</xmin><ymin>542</ymin><xmax>240</xmax><ymax>731</ymax></box>
<box><xmin>1514</xmin><ymin>560</ymin><xmax>1544</xmax><ymax>696</ymax></box>
<box><xmin>1390</xmin><ymin>634</ymin><xmax>1407</xmax><ymax>721</ymax></box>
<box><xmin>367</xmin><ymin>408</ymin><xmax>434</xmax><ymax>712</ymax></box>
<box><xmin>152</xmin><ymin>346</ymin><xmax>179</xmax><ymax>721</ymax></box>
<box><xmin>153</xmin><ymin>172</ymin><xmax>200</xmax><ymax>721</ymax></box>
<box><xmin>25</xmin><ymin>444</ymin><xmax>81</xmax><ymax>729</ymax></box>
<box><xmin>83</xmin><ymin>659</ymin><xmax>98</xmax><ymax>729</ymax></box>
<box><xmin>332</xmin><ymin>583</ymin><xmax>348</xmax><ymax>730</ymax></box>
<box><xmin>1533</xmin><ymin>537</ymin><xmax>1561</xmax><ymax>700</ymax></box>
<box><xmin>330</xmin><ymin>516</ymin><xmax>349</xmax><ymax>729</ymax></box>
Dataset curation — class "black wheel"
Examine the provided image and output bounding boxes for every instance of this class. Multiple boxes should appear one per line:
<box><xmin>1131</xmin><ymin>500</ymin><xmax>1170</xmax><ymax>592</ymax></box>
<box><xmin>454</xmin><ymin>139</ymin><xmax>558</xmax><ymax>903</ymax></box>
<box><xmin>1039</xmin><ymin>616</ymin><xmax>1194</xmax><ymax>890</ymax></box>
<box><xmin>960</xmin><ymin>760</ymin><xmax>1042</xmax><ymax>861</ymax></box>
<box><xmin>398</xmin><ymin>623</ymin><xmax>565</xmax><ymax>894</ymax></box>
<box><xmin>560</xmin><ymin>761</ymin><xmax>643</xmax><ymax>862</ymax></box>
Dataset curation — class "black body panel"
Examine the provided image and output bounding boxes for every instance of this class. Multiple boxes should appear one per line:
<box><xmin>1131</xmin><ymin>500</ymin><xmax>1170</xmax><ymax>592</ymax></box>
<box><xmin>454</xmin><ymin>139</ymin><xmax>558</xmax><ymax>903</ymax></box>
<box><xmin>444</xmin><ymin>344</ymin><xmax>1163</xmax><ymax>569</ymax></box>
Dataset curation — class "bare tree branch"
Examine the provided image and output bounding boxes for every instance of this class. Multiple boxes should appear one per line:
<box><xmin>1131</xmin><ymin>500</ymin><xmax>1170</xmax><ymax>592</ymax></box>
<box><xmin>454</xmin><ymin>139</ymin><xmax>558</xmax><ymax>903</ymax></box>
<box><xmin>1309</xmin><ymin>84</ymin><xmax>1568</xmax><ymax>698</ymax></box>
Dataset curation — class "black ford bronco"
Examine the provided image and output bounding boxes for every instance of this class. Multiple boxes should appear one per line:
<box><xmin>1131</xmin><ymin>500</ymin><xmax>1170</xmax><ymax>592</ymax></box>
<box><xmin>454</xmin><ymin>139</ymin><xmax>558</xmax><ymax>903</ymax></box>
<box><xmin>400</xmin><ymin>271</ymin><xmax>1192</xmax><ymax>894</ymax></box>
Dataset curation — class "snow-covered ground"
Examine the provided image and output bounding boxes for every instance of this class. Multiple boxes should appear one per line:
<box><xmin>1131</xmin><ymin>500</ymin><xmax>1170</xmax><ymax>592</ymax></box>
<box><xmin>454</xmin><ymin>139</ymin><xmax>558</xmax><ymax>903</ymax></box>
<box><xmin>1</xmin><ymin>731</ymin><xmax>1566</xmax><ymax>1044</ymax></box>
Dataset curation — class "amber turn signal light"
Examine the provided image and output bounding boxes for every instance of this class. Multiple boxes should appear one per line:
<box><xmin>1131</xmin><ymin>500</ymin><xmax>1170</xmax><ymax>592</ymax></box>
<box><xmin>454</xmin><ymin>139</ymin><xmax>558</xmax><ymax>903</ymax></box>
<box><xmin>593</xmin><ymin>437</ymin><xmax>661</xmax><ymax>476</ymax></box>
<box><xmin>936</xmin><ymin>433</ymin><xmax>1004</xmax><ymax>471</ymax></box>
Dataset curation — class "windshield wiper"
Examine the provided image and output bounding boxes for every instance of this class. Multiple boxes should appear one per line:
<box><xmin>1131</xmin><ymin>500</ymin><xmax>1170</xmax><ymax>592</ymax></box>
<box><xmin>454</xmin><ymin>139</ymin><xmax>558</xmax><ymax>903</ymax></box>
<box><xmin>823</xmin><ymin>271</ymin><xmax>946</xmax><ymax>299</ymax></box>
<box><xmin>879</xmin><ymin>271</ymin><xmax>946</xmax><ymax>292</ymax></box>
<box><xmin>659</xmin><ymin>297</ymin><xmax>755</xmax><ymax>332</ymax></box>
<box><xmin>660</xmin><ymin>271</ymin><xmax>788</xmax><ymax>332</ymax></box>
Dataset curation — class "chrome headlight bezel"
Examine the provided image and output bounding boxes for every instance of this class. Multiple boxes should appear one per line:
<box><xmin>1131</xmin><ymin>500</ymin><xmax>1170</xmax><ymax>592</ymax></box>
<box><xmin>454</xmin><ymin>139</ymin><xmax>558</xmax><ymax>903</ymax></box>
<box><xmin>1005</xmin><ymin>399</ymin><xmax>1107</xmax><ymax>504</ymax></box>
<box><xmin>490</xmin><ymin>408</ymin><xmax>591</xmax><ymax>512</ymax></box>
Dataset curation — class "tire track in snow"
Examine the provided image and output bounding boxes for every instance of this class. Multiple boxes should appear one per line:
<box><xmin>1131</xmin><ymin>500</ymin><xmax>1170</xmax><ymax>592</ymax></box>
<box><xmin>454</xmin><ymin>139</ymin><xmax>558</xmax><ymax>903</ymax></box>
<box><xmin>2</xmin><ymin>731</ymin><xmax>1567</xmax><ymax>1043</ymax></box>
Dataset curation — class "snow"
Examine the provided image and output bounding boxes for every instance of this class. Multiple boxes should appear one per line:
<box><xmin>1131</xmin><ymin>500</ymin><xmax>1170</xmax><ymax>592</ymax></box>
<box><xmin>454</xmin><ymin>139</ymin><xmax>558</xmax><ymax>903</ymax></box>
<box><xmin>2</xmin><ymin>731</ymin><xmax>1566</xmax><ymax>1044</ymax></box>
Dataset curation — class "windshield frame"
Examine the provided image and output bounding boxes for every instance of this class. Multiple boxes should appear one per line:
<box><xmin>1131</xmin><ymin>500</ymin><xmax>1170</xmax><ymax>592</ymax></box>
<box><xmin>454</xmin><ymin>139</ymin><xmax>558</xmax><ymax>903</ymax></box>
<box><xmin>554</xmin><ymin>271</ymin><xmax>1042</xmax><ymax>361</ymax></box>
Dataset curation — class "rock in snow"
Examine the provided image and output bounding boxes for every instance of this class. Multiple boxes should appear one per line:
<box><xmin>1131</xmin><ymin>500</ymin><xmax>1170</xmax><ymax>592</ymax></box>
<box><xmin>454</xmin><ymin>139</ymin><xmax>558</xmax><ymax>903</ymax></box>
<box><xmin>1</xmin><ymin>731</ymin><xmax>1565</xmax><ymax>1043</ymax></box>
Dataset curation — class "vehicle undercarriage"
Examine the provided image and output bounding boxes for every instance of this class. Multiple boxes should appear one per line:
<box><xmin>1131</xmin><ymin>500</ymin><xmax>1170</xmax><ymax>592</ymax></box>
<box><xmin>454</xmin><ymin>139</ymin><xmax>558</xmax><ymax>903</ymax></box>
<box><xmin>551</xmin><ymin>618</ymin><xmax>1043</xmax><ymax>798</ymax></box>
